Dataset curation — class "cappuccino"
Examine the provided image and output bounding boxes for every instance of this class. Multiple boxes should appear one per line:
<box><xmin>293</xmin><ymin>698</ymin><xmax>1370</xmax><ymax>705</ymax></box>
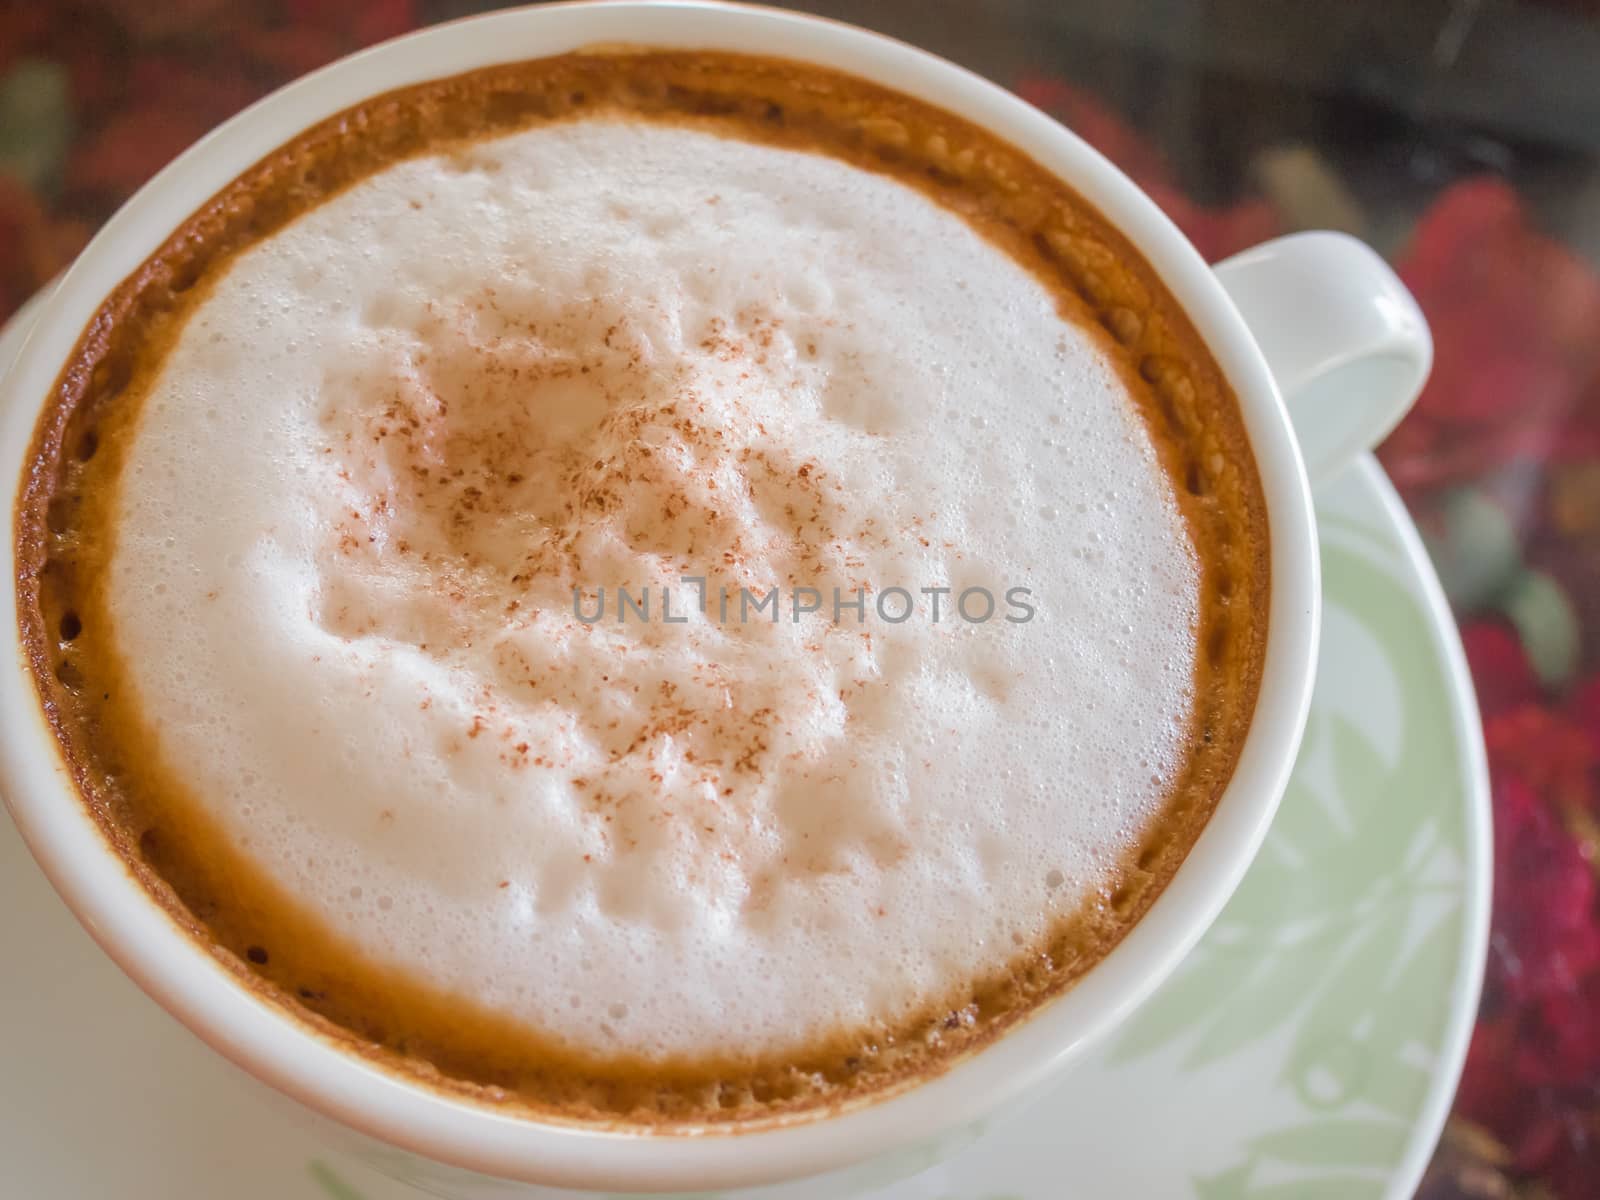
<box><xmin>16</xmin><ymin>51</ymin><xmax>1267</xmax><ymax>1125</ymax></box>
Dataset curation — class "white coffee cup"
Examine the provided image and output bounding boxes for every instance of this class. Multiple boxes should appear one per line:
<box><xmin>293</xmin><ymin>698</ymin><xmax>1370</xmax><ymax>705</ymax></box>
<box><xmin>0</xmin><ymin>2</ymin><xmax>1429</xmax><ymax>1194</ymax></box>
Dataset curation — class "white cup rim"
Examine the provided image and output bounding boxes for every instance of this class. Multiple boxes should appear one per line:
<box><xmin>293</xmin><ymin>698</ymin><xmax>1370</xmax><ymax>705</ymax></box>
<box><xmin>0</xmin><ymin>1</ymin><xmax>1320</xmax><ymax>1189</ymax></box>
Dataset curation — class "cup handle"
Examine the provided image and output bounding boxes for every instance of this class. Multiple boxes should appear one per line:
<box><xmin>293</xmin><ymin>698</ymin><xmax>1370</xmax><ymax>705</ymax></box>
<box><xmin>1212</xmin><ymin>231</ymin><xmax>1432</xmax><ymax>489</ymax></box>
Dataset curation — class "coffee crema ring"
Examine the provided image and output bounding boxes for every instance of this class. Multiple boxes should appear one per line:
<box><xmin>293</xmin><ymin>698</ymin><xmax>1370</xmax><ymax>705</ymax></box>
<box><xmin>15</xmin><ymin>49</ymin><xmax>1267</xmax><ymax>1128</ymax></box>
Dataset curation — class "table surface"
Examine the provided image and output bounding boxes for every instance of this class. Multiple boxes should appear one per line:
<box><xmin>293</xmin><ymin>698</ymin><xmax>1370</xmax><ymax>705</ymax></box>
<box><xmin>1</xmin><ymin>2</ymin><xmax>1596</xmax><ymax>1197</ymax></box>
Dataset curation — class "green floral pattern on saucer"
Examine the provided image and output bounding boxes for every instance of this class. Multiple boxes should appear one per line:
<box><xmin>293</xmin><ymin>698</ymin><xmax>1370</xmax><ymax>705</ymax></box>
<box><xmin>1105</xmin><ymin>529</ymin><xmax>1476</xmax><ymax>1198</ymax></box>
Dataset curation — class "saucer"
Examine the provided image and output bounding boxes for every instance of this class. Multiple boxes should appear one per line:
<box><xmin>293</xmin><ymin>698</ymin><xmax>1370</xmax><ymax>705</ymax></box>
<box><xmin>0</xmin><ymin>290</ymin><xmax>1489</xmax><ymax>1199</ymax></box>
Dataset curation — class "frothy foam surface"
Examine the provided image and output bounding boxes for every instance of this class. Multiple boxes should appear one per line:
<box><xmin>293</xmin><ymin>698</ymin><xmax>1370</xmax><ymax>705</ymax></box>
<box><xmin>107</xmin><ymin>119</ymin><xmax>1198</xmax><ymax>1061</ymax></box>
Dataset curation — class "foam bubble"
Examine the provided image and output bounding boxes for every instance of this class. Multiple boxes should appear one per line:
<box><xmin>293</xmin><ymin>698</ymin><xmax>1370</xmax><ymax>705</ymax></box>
<box><xmin>106</xmin><ymin>118</ymin><xmax>1198</xmax><ymax>1061</ymax></box>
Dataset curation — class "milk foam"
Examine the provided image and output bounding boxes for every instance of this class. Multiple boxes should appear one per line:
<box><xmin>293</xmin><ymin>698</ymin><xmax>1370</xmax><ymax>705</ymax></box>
<box><xmin>108</xmin><ymin>119</ymin><xmax>1199</xmax><ymax>1059</ymax></box>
